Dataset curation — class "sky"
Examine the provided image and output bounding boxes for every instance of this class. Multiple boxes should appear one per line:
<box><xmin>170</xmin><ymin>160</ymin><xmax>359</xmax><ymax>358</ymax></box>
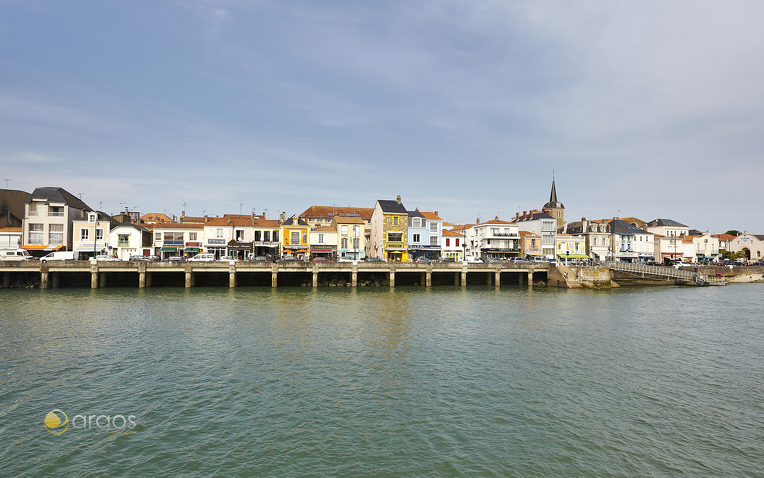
<box><xmin>1</xmin><ymin>0</ymin><xmax>763</xmax><ymax>233</ymax></box>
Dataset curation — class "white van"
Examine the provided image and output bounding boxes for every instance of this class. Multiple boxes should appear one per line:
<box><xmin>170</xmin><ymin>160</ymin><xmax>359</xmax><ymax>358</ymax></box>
<box><xmin>1</xmin><ymin>249</ymin><xmax>33</xmax><ymax>261</ymax></box>
<box><xmin>189</xmin><ymin>253</ymin><xmax>215</xmax><ymax>262</ymax></box>
<box><xmin>41</xmin><ymin>251</ymin><xmax>75</xmax><ymax>263</ymax></box>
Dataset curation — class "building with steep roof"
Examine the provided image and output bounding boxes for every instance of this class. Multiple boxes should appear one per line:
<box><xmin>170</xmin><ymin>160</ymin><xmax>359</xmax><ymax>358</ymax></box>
<box><xmin>544</xmin><ymin>178</ymin><xmax>565</xmax><ymax>228</ymax></box>
<box><xmin>0</xmin><ymin>189</ymin><xmax>30</xmax><ymax>249</ymax></box>
<box><xmin>310</xmin><ymin>226</ymin><xmax>338</xmax><ymax>259</ymax></box>
<box><xmin>370</xmin><ymin>195</ymin><xmax>408</xmax><ymax>261</ymax></box>
<box><xmin>299</xmin><ymin>206</ymin><xmax>374</xmax><ymax>229</ymax></box>
<box><xmin>71</xmin><ymin>211</ymin><xmax>121</xmax><ymax>259</ymax></box>
<box><xmin>22</xmin><ymin>187</ymin><xmax>93</xmax><ymax>255</ymax></box>
<box><xmin>646</xmin><ymin>218</ymin><xmax>689</xmax><ymax>238</ymax></box>
<box><xmin>608</xmin><ymin>219</ymin><xmax>654</xmax><ymax>262</ymax></box>
<box><xmin>514</xmin><ymin>210</ymin><xmax>557</xmax><ymax>258</ymax></box>
<box><xmin>140</xmin><ymin>212</ymin><xmax>175</xmax><ymax>224</ymax></box>
<box><xmin>280</xmin><ymin>215</ymin><xmax>310</xmax><ymax>259</ymax></box>
<box><xmin>441</xmin><ymin>229</ymin><xmax>464</xmax><ymax>261</ymax></box>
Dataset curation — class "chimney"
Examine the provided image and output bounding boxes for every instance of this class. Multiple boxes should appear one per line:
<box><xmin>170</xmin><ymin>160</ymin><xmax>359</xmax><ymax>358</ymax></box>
<box><xmin>434</xmin><ymin>211</ymin><xmax>438</xmax><ymax>216</ymax></box>
<box><xmin>227</xmin><ymin>217</ymin><xmax>231</xmax><ymax>225</ymax></box>
<box><xmin>204</xmin><ymin>215</ymin><xmax>208</xmax><ymax>222</ymax></box>
<box><xmin>279</xmin><ymin>212</ymin><xmax>286</xmax><ymax>223</ymax></box>
<box><xmin>415</xmin><ymin>207</ymin><xmax>419</xmax><ymax>211</ymax></box>
<box><xmin>495</xmin><ymin>216</ymin><xmax>499</xmax><ymax>221</ymax></box>
<box><xmin>182</xmin><ymin>210</ymin><xmax>185</xmax><ymax>218</ymax></box>
<box><xmin>476</xmin><ymin>217</ymin><xmax>481</xmax><ymax>225</ymax></box>
<box><xmin>529</xmin><ymin>212</ymin><xmax>534</xmax><ymax>219</ymax></box>
<box><xmin>396</xmin><ymin>195</ymin><xmax>401</xmax><ymax>205</ymax></box>
<box><xmin>523</xmin><ymin>211</ymin><xmax>527</xmax><ymax>220</ymax></box>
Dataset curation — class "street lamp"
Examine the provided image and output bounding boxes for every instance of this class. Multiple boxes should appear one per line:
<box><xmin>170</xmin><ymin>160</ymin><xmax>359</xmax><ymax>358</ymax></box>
<box><xmin>92</xmin><ymin>213</ymin><xmax>100</xmax><ymax>260</ymax></box>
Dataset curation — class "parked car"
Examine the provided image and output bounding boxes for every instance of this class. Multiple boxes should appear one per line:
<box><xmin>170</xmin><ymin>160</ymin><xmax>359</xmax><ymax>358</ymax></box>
<box><xmin>441</xmin><ymin>257</ymin><xmax>456</xmax><ymax>262</ymax></box>
<box><xmin>95</xmin><ymin>255</ymin><xmax>121</xmax><ymax>261</ymax></box>
<box><xmin>41</xmin><ymin>251</ymin><xmax>75</xmax><ymax>263</ymax></box>
<box><xmin>338</xmin><ymin>257</ymin><xmax>357</xmax><ymax>262</ymax></box>
<box><xmin>465</xmin><ymin>257</ymin><xmax>483</xmax><ymax>263</ymax></box>
<box><xmin>279</xmin><ymin>256</ymin><xmax>299</xmax><ymax>262</ymax></box>
<box><xmin>313</xmin><ymin>257</ymin><xmax>331</xmax><ymax>262</ymax></box>
<box><xmin>415</xmin><ymin>257</ymin><xmax>432</xmax><ymax>263</ymax></box>
<box><xmin>145</xmin><ymin>255</ymin><xmax>160</xmax><ymax>262</ymax></box>
<box><xmin>508</xmin><ymin>257</ymin><xmax>528</xmax><ymax>263</ymax></box>
<box><xmin>167</xmin><ymin>256</ymin><xmax>184</xmax><ymax>262</ymax></box>
<box><xmin>365</xmin><ymin>257</ymin><xmax>385</xmax><ymax>262</ymax></box>
<box><xmin>249</xmin><ymin>255</ymin><xmax>269</xmax><ymax>262</ymax></box>
<box><xmin>189</xmin><ymin>253</ymin><xmax>215</xmax><ymax>262</ymax></box>
<box><xmin>483</xmin><ymin>257</ymin><xmax>502</xmax><ymax>263</ymax></box>
<box><xmin>218</xmin><ymin>255</ymin><xmax>239</xmax><ymax>262</ymax></box>
<box><xmin>1</xmin><ymin>249</ymin><xmax>33</xmax><ymax>261</ymax></box>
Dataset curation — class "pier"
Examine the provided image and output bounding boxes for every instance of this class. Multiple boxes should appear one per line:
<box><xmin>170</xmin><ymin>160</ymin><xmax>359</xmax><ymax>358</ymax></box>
<box><xmin>0</xmin><ymin>261</ymin><xmax>550</xmax><ymax>289</ymax></box>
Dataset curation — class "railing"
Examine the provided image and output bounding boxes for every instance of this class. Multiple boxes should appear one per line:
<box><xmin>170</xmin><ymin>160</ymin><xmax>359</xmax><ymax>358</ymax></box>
<box><xmin>602</xmin><ymin>261</ymin><xmax>710</xmax><ymax>283</ymax></box>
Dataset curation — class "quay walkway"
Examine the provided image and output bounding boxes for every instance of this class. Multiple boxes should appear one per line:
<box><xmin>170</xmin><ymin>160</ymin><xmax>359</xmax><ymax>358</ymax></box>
<box><xmin>0</xmin><ymin>260</ymin><xmax>550</xmax><ymax>289</ymax></box>
<box><xmin>602</xmin><ymin>261</ymin><xmax>726</xmax><ymax>285</ymax></box>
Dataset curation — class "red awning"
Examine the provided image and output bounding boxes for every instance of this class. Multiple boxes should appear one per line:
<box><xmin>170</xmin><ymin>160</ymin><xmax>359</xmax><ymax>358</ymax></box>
<box><xmin>22</xmin><ymin>245</ymin><xmax>64</xmax><ymax>251</ymax></box>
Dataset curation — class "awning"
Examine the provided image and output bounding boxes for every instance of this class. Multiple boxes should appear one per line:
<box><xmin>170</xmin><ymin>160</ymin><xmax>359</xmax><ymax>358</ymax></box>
<box><xmin>558</xmin><ymin>254</ymin><xmax>589</xmax><ymax>259</ymax></box>
<box><xmin>229</xmin><ymin>243</ymin><xmax>253</xmax><ymax>250</ymax></box>
<box><xmin>160</xmin><ymin>246</ymin><xmax>177</xmax><ymax>252</ymax></box>
<box><xmin>311</xmin><ymin>249</ymin><xmax>334</xmax><ymax>253</ymax></box>
<box><xmin>185</xmin><ymin>247</ymin><xmax>199</xmax><ymax>252</ymax></box>
<box><xmin>293</xmin><ymin>249</ymin><xmax>307</xmax><ymax>253</ymax></box>
<box><xmin>22</xmin><ymin>245</ymin><xmax>65</xmax><ymax>251</ymax></box>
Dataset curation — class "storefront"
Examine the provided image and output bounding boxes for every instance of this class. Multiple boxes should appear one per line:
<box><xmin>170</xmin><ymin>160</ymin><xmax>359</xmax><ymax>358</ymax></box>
<box><xmin>384</xmin><ymin>247</ymin><xmax>407</xmax><ymax>262</ymax></box>
<box><xmin>229</xmin><ymin>242</ymin><xmax>253</xmax><ymax>260</ymax></box>
<box><xmin>311</xmin><ymin>247</ymin><xmax>336</xmax><ymax>259</ymax></box>
<box><xmin>282</xmin><ymin>246</ymin><xmax>308</xmax><ymax>260</ymax></box>
<box><xmin>408</xmin><ymin>245</ymin><xmax>441</xmax><ymax>261</ymax></box>
<box><xmin>185</xmin><ymin>241</ymin><xmax>202</xmax><ymax>259</ymax></box>
<box><xmin>206</xmin><ymin>238</ymin><xmax>227</xmax><ymax>259</ymax></box>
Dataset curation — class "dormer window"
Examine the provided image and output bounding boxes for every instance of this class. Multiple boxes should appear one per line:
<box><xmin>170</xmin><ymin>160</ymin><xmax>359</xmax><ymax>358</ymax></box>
<box><xmin>88</xmin><ymin>213</ymin><xmax>97</xmax><ymax>223</ymax></box>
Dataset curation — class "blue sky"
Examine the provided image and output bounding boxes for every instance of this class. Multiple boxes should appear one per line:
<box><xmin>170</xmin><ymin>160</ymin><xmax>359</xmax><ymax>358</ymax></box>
<box><xmin>1</xmin><ymin>0</ymin><xmax>763</xmax><ymax>233</ymax></box>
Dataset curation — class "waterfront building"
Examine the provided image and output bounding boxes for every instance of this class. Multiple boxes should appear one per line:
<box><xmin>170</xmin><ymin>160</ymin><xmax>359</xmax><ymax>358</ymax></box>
<box><xmin>514</xmin><ymin>210</ymin><xmax>557</xmax><ymax>259</ymax></box>
<box><xmin>0</xmin><ymin>189</ymin><xmax>29</xmax><ymax>249</ymax></box>
<box><xmin>565</xmin><ymin>218</ymin><xmax>611</xmax><ymax>260</ymax></box>
<box><xmin>729</xmin><ymin>232</ymin><xmax>764</xmax><ymax>262</ymax></box>
<box><xmin>441</xmin><ymin>229</ymin><xmax>464</xmax><ymax>261</ymax></box>
<box><xmin>332</xmin><ymin>216</ymin><xmax>365</xmax><ymax>260</ymax></box>
<box><xmin>299</xmin><ymin>206</ymin><xmax>374</xmax><ymax>229</ymax></box>
<box><xmin>370</xmin><ymin>196</ymin><xmax>408</xmax><ymax>262</ymax></box>
<box><xmin>684</xmin><ymin>232</ymin><xmax>720</xmax><ymax>263</ymax></box>
<box><xmin>310</xmin><ymin>226</ymin><xmax>337</xmax><ymax>259</ymax></box>
<box><xmin>654</xmin><ymin>234</ymin><xmax>683</xmax><ymax>264</ymax></box>
<box><xmin>420</xmin><ymin>211</ymin><xmax>443</xmax><ymax>260</ymax></box>
<box><xmin>607</xmin><ymin>219</ymin><xmax>654</xmax><ymax>262</ymax></box>
<box><xmin>713</xmin><ymin>233</ymin><xmax>735</xmax><ymax>253</ymax></box>
<box><xmin>646</xmin><ymin>218</ymin><xmax>689</xmax><ymax>239</ymax></box>
<box><xmin>544</xmin><ymin>178</ymin><xmax>565</xmax><ymax>229</ymax></box>
<box><xmin>22</xmin><ymin>187</ymin><xmax>92</xmax><ymax>256</ymax></box>
<box><xmin>517</xmin><ymin>231</ymin><xmax>540</xmax><ymax>259</ymax></box>
<box><xmin>280</xmin><ymin>215</ymin><xmax>310</xmax><ymax>259</ymax></box>
<box><xmin>204</xmin><ymin>214</ymin><xmax>264</xmax><ymax>259</ymax></box>
<box><xmin>153</xmin><ymin>223</ymin><xmax>204</xmax><ymax>259</ymax></box>
<box><xmin>473</xmin><ymin>218</ymin><xmax>520</xmax><ymax>259</ymax></box>
<box><xmin>252</xmin><ymin>218</ymin><xmax>281</xmax><ymax>258</ymax></box>
<box><xmin>556</xmin><ymin>233</ymin><xmax>588</xmax><ymax>262</ymax></box>
<box><xmin>71</xmin><ymin>211</ymin><xmax>120</xmax><ymax>259</ymax></box>
<box><xmin>406</xmin><ymin>209</ymin><xmax>430</xmax><ymax>261</ymax></box>
<box><xmin>110</xmin><ymin>223</ymin><xmax>153</xmax><ymax>260</ymax></box>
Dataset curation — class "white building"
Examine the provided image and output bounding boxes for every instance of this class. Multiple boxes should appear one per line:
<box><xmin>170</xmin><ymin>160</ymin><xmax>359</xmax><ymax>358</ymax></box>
<box><xmin>514</xmin><ymin>210</ymin><xmax>557</xmax><ymax>259</ymax></box>
<box><xmin>22</xmin><ymin>187</ymin><xmax>92</xmax><ymax>256</ymax></box>
<box><xmin>646</xmin><ymin>218</ymin><xmax>689</xmax><ymax>239</ymax></box>
<box><xmin>472</xmin><ymin>218</ymin><xmax>520</xmax><ymax>259</ymax></box>
<box><xmin>441</xmin><ymin>229</ymin><xmax>464</xmax><ymax>261</ymax></box>
<box><xmin>110</xmin><ymin>223</ymin><xmax>153</xmax><ymax>260</ymax></box>
<box><xmin>310</xmin><ymin>226</ymin><xmax>338</xmax><ymax>259</ymax></box>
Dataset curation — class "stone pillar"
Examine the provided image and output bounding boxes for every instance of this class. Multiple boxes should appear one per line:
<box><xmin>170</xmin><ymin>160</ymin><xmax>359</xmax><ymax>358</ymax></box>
<box><xmin>271</xmin><ymin>264</ymin><xmax>278</xmax><ymax>288</ymax></box>
<box><xmin>454</xmin><ymin>272</ymin><xmax>459</xmax><ymax>285</ymax></box>
<box><xmin>138</xmin><ymin>263</ymin><xmax>147</xmax><ymax>289</ymax></box>
<box><xmin>487</xmin><ymin>272</ymin><xmax>493</xmax><ymax>285</ymax></box>
<box><xmin>40</xmin><ymin>263</ymin><xmax>48</xmax><ymax>289</ymax></box>
<box><xmin>229</xmin><ymin>263</ymin><xmax>236</xmax><ymax>288</ymax></box>
<box><xmin>3</xmin><ymin>271</ymin><xmax>10</xmax><ymax>288</ymax></box>
<box><xmin>90</xmin><ymin>262</ymin><xmax>99</xmax><ymax>289</ymax></box>
<box><xmin>352</xmin><ymin>264</ymin><xmax>358</xmax><ymax>287</ymax></box>
<box><xmin>426</xmin><ymin>264</ymin><xmax>432</xmax><ymax>287</ymax></box>
<box><xmin>495</xmin><ymin>269</ymin><xmax>501</xmax><ymax>286</ymax></box>
<box><xmin>528</xmin><ymin>270</ymin><xmax>534</xmax><ymax>286</ymax></box>
<box><xmin>52</xmin><ymin>272</ymin><xmax>59</xmax><ymax>288</ymax></box>
<box><xmin>313</xmin><ymin>271</ymin><xmax>318</xmax><ymax>288</ymax></box>
<box><xmin>389</xmin><ymin>270</ymin><xmax>395</xmax><ymax>287</ymax></box>
<box><xmin>185</xmin><ymin>264</ymin><xmax>194</xmax><ymax>288</ymax></box>
<box><xmin>461</xmin><ymin>265</ymin><xmax>467</xmax><ymax>286</ymax></box>
<box><xmin>99</xmin><ymin>273</ymin><xmax>107</xmax><ymax>288</ymax></box>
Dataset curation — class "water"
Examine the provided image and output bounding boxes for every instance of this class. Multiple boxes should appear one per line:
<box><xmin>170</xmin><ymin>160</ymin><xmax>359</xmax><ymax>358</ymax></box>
<box><xmin>1</xmin><ymin>285</ymin><xmax>762</xmax><ymax>476</ymax></box>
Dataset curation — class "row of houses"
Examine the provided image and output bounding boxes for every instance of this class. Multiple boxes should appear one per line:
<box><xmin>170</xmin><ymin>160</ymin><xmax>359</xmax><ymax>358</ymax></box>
<box><xmin>2</xmin><ymin>184</ymin><xmax>763</xmax><ymax>263</ymax></box>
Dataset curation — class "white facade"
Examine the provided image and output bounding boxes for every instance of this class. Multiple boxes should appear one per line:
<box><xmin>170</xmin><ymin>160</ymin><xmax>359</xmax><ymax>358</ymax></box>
<box><xmin>72</xmin><ymin>212</ymin><xmax>113</xmax><ymax>259</ymax></box>
<box><xmin>110</xmin><ymin>224</ymin><xmax>152</xmax><ymax>260</ymax></box>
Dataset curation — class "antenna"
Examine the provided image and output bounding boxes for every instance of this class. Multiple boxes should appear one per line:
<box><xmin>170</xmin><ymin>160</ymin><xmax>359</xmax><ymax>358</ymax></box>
<box><xmin>79</xmin><ymin>193</ymin><xmax>85</xmax><ymax>200</ymax></box>
<box><xmin>4</xmin><ymin>179</ymin><xmax>10</xmax><ymax>189</ymax></box>
<box><xmin>99</xmin><ymin>201</ymin><xmax>103</xmax><ymax>211</ymax></box>
<box><xmin>240</xmin><ymin>203</ymin><xmax>242</xmax><ymax>215</ymax></box>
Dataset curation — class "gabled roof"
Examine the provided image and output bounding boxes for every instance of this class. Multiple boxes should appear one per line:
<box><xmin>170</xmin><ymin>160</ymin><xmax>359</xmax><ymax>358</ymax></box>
<box><xmin>0</xmin><ymin>189</ymin><xmax>30</xmax><ymax>227</ymax></box>
<box><xmin>441</xmin><ymin>229</ymin><xmax>463</xmax><ymax>237</ymax></box>
<box><xmin>713</xmin><ymin>233</ymin><xmax>735</xmax><ymax>241</ymax></box>
<box><xmin>648</xmin><ymin>218</ymin><xmax>687</xmax><ymax>228</ymax></box>
<box><xmin>407</xmin><ymin>210</ymin><xmax>425</xmax><ymax>219</ymax></box>
<box><xmin>28</xmin><ymin>187</ymin><xmax>91</xmax><ymax>211</ymax></box>
<box><xmin>313</xmin><ymin>226</ymin><xmax>336</xmax><ymax>232</ymax></box>
<box><xmin>420</xmin><ymin>211</ymin><xmax>442</xmax><ymax>220</ymax></box>
<box><xmin>377</xmin><ymin>199</ymin><xmax>408</xmax><ymax>214</ymax></box>
<box><xmin>515</xmin><ymin>211</ymin><xmax>554</xmax><ymax>222</ymax></box>
<box><xmin>300</xmin><ymin>206</ymin><xmax>374</xmax><ymax>220</ymax></box>
<box><xmin>140</xmin><ymin>213</ymin><xmax>175</xmax><ymax>224</ymax></box>
<box><xmin>477</xmin><ymin>219</ymin><xmax>516</xmax><ymax>226</ymax></box>
<box><xmin>608</xmin><ymin>219</ymin><xmax>653</xmax><ymax>235</ymax></box>
<box><xmin>332</xmin><ymin>216</ymin><xmax>365</xmax><ymax>225</ymax></box>
<box><xmin>152</xmin><ymin>223</ymin><xmax>204</xmax><ymax>230</ymax></box>
<box><xmin>281</xmin><ymin>216</ymin><xmax>309</xmax><ymax>227</ymax></box>
<box><xmin>114</xmin><ymin>222</ymin><xmax>150</xmax><ymax>232</ymax></box>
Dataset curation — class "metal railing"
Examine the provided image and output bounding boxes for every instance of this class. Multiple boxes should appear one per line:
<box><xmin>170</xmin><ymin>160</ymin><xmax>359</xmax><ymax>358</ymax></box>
<box><xmin>602</xmin><ymin>260</ymin><xmax>710</xmax><ymax>283</ymax></box>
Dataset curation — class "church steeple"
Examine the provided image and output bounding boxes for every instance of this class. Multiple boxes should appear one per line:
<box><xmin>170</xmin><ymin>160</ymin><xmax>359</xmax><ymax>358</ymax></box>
<box><xmin>543</xmin><ymin>174</ymin><xmax>565</xmax><ymax>228</ymax></box>
<box><xmin>549</xmin><ymin>177</ymin><xmax>558</xmax><ymax>204</ymax></box>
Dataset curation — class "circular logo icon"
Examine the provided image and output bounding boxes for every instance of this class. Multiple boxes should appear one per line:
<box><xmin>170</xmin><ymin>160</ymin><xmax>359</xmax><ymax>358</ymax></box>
<box><xmin>44</xmin><ymin>410</ymin><xmax>69</xmax><ymax>435</ymax></box>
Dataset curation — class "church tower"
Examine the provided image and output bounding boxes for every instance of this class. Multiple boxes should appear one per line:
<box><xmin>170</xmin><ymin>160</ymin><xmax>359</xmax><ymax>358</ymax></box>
<box><xmin>543</xmin><ymin>177</ymin><xmax>565</xmax><ymax>228</ymax></box>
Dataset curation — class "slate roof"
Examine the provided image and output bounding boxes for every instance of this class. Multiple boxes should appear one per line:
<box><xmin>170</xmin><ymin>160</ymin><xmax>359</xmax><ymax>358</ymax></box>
<box><xmin>407</xmin><ymin>210</ymin><xmax>425</xmax><ymax>219</ymax></box>
<box><xmin>608</xmin><ymin>219</ymin><xmax>653</xmax><ymax>235</ymax></box>
<box><xmin>28</xmin><ymin>187</ymin><xmax>91</xmax><ymax>211</ymax></box>
<box><xmin>377</xmin><ymin>200</ymin><xmax>408</xmax><ymax>214</ymax></box>
<box><xmin>514</xmin><ymin>211</ymin><xmax>554</xmax><ymax>222</ymax></box>
<box><xmin>300</xmin><ymin>206</ymin><xmax>374</xmax><ymax>220</ymax></box>
<box><xmin>0</xmin><ymin>189</ymin><xmax>31</xmax><ymax>227</ymax></box>
<box><xmin>543</xmin><ymin>179</ymin><xmax>564</xmax><ymax>209</ymax></box>
<box><xmin>648</xmin><ymin>218</ymin><xmax>687</xmax><ymax>228</ymax></box>
<box><xmin>281</xmin><ymin>216</ymin><xmax>309</xmax><ymax>227</ymax></box>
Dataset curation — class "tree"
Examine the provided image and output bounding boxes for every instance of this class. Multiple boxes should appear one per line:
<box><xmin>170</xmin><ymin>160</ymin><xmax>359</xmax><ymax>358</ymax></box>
<box><xmin>725</xmin><ymin>230</ymin><xmax>739</xmax><ymax>236</ymax></box>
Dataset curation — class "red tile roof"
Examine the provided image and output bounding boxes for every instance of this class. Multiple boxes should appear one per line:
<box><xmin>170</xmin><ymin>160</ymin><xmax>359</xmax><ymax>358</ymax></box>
<box><xmin>300</xmin><ymin>206</ymin><xmax>374</xmax><ymax>220</ymax></box>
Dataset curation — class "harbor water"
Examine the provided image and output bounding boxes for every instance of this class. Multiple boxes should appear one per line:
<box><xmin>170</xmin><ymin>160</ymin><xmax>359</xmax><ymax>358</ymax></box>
<box><xmin>1</xmin><ymin>285</ymin><xmax>762</xmax><ymax>476</ymax></box>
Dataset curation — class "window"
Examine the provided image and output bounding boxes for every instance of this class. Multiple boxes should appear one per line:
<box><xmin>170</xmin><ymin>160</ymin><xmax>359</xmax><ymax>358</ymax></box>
<box><xmin>49</xmin><ymin>224</ymin><xmax>64</xmax><ymax>245</ymax></box>
<box><xmin>118</xmin><ymin>234</ymin><xmax>130</xmax><ymax>247</ymax></box>
<box><xmin>341</xmin><ymin>225</ymin><xmax>348</xmax><ymax>235</ymax></box>
<box><xmin>446</xmin><ymin>238</ymin><xmax>450</xmax><ymax>247</ymax></box>
<box><xmin>235</xmin><ymin>230</ymin><xmax>244</xmax><ymax>241</ymax></box>
<box><xmin>49</xmin><ymin>206</ymin><xmax>64</xmax><ymax>217</ymax></box>
<box><xmin>272</xmin><ymin>231</ymin><xmax>278</xmax><ymax>242</ymax></box>
<box><xmin>341</xmin><ymin>238</ymin><xmax>348</xmax><ymax>249</ymax></box>
<box><xmin>353</xmin><ymin>225</ymin><xmax>360</xmax><ymax>237</ymax></box>
<box><xmin>353</xmin><ymin>238</ymin><xmax>359</xmax><ymax>249</ymax></box>
<box><xmin>255</xmin><ymin>230</ymin><xmax>262</xmax><ymax>241</ymax></box>
<box><xmin>189</xmin><ymin>233</ymin><xmax>197</xmax><ymax>241</ymax></box>
<box><xmin>88</xmin><ymin>213</ymin><xmax>97</xmax><ymax>223</ymax></box>
<box><xmin>531</xmin><ymin>239</ymin><xmax>536</xmax><ymax>248</ymax></box>
<box><xmin>28</xmin><ymin>203</ymin><xmax>39</xmax><ymax>216</ymax></box>
<box><xmin>81</xmin><ymin>228</ymin><xmax>89</xmax><ymax>241</ymax></box>
<box><xmin>264</xmin><ymin>231</ymin><xmax>270</xmax><ymax>242</ymax></box>
<box><xmin>412</xmin><ymin>218</ymin><xmax>421</xmax><ymax>227</ymax></box>
<box><xmin>29</xmin><ymin>223</ymin><xmax>44</xmax><ymax>244</ymax></box>
<box><xmin>412</xmin><ymin>233</ymin><xmax>421</xmax><ymax>243</ymax></box>
<box><xmin>393</xmin><ymin>216</ymin><xmax>398</xmax><ymax>226</ymax></box>
<box><xmin>155</xmin><ymin>232</ymin><xmax>161</xmax><ymax>242</ymax></box>
<box><xmin>95</xmin><ymin>229</ymin><xmax>104</xmax><ymax>241</ymax></box>
<box><xmin>592</xmin><ymin>238</ymin><xmax>597</xmax><ymax>246</ymax></box>
<box><xmin>430</xmin><ymin>222</ymin><xmax>438</xmax><ymax>233</ymax></box>
<box><xmin>291</xmin><ymin>232</ymin><xmax>299</xmax><ymax>245</ymax></box>
<box><xmin>318</xmin><ymin>234</ymin><xmax>324</xmax><ymax>244</ymax></box>
<box><xmin>216</xmin><ymin>228</ymin><xmax>224</xmax><ymax>238</ymax></box>
<box><xmin>455</xmin><ymin>239</ymin><xmax>460</xmax><ymax>247</ymax></box>
<box><xmin>492</xmin><ymin>228</ymin><xmax>500</xmax><ymax>235</ymax></box>
<box><xmin>387</xmin><ymin>232</ymin><xmax>402</xmax><ymax>242</ymax></box>
<box><xmin>430</xmin><ymin>236</ymin><xmax>438</xmax><ymax>246</ymax></box>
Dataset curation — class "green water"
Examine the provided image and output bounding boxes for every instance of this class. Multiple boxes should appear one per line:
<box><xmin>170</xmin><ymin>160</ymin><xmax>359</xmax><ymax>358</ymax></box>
<box><xmin>1</xmin><ymin>285</ymin><xmax>762</xmax><ymax>476</ymax></box>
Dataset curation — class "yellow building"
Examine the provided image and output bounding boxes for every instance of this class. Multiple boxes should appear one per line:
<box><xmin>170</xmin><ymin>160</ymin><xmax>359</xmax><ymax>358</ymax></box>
<box><xmin>556</xmin><ymin>233</ymin><xmax>588</xmax><ymax>262</ymax></box>
<box><xmin>280</xmin><ymin>215</ymin><xmax>310</xmax><ymax>259</ymax></box>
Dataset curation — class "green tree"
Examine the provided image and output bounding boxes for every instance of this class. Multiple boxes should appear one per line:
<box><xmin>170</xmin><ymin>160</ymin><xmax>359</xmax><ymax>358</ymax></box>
<box><xmin>725</xmin><ymin>230</ymin><xmax>739</xmax><ymax>236</ymax></box>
